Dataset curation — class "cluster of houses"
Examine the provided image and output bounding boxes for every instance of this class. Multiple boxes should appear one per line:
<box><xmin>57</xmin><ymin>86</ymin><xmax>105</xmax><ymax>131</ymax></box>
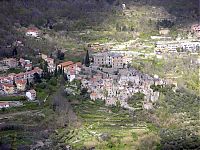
<box><xmin>40</xmin><ymin>53</ymin><xmax>82</xmax><ymax>82</ymax></box>
<box><xmin>0</xmin><ymin>66</ymin><xmax>42</xmax><ymax>95</ymax></box>
<box><xmin>0</xmin><ymin>57</ymin><xmax>33</xmax><ymax>71</ymax></box>
<box><xmin>154</xmin><ymin>24</ymin><xmax>200</xmax><ymax>54</ymax></box>
<box><xmin>0</xmin><ymin>52</ymin><xmax>82</xmax><ymax>109</ymax></box>
<box><xmin>41</xmin><ymin>53</ymin><xmax>55</xmax><ymax>73</ymax></box>
<box><xmin>155</xmin><ymin>40</ymin><xmax>200</xmax><ymax>53</ymax></box>
<box><xmin>79</xmin><ymin>52</ymin><xmax>173</xmax><ymax>110</ymax></box>
<box><xmin>0</xmin><ymin>57</ymin><xmax>42</xmax><ymax>100</ymax></box>
<box><xmin>58</xmin><ymin>61</ymin><xmax>82</xmax><ymax>82</ymax></box>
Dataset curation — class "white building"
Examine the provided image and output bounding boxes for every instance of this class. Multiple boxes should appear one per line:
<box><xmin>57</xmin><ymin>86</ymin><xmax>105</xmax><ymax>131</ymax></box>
<box><xmin>26</xmin><ymin>89</ymin><xmax>36</xmax><ymax>100</ymax></box>
<box><xmin>181</xmin><ymin>42</ymin><xmax>200</xmax><ymax>52</ymax></box>
<box><xmin>26</xmin><ymin>27</ymin><xmax>39</xmax><ymax>37</ymax></box>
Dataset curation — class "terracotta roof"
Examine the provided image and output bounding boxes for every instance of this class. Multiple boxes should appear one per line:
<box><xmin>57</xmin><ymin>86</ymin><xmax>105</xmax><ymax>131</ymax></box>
<box><xmin>1</xmin><ymin>77</ymin><xmax>13</xmax><ymax>81</ymax></box>
<box><xmin>2</xmin><ymin>83</ymin><xmax>14</xmax><ymax>87</ymax></box>
<box><xmin>27</xmin><ymin>27</ymin><xmax>39</xmax><ymax>32</ymax></box>
<box><xmin>59</xmin><ymin>61</ymin><xmax>74</xmax><ymax>67</ymax></box>
<box><xmin>0</xmin><ymin>102</ymin><xmax>9</xmax><ymax>106</ymax></box>
<box><xmin>16</xmin><ymin>79</ymin><xmax>27</xmax><ymax>85</ymax></box>
<box><xmin>15</xmin><ymin>73</ymin><xmax>25</xmax><ymax>77</ymax></box>
<box><xmin>25</xmin><ymin>64</ymin><xmax>32</xmax><ymax>67</ymax></box>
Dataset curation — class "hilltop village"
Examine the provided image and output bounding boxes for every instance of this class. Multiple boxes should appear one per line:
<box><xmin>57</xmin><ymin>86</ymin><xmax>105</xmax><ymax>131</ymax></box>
<box><xmin>0</xmin><ymin>0</ymin><xmax>199</xmax><ymax>149</ymax></box>
<box><xmin>80</xmin><ymin>52</ymin><xmax>165</xmax><ymax>110</ymax></box>
<box><xmin>0</xmin><ymin>23</ymin><xmax>199</xmax><ymax>110</ymax></box>
<box><xmin>0</xmin><ymin>50</ymin><xmax>172</xmax><ymax>111</ymax></box>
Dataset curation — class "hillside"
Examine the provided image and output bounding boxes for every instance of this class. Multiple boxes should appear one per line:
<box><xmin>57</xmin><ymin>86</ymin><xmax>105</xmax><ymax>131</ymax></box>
<box><xmin>0</xmin><ymin>0</ymin><xmax>199</xmax><ymax>149</ymax></box>
<box><xmin>0</xmin><ymin>0</ymin><xmax>198</xmax><ymax>57</ymax></box>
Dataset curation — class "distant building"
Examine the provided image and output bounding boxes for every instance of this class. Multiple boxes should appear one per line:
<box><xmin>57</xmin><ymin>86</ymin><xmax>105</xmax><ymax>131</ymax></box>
<box><xmin>159</xmin><ymin>28</ymin><xmax>170</xmax><ymax>35</ymax></box>
<box><xmin>0</xmin><ymin>102</ymin><xmax>10</xmax><ymax>109</ymax></box>
<box><xmin>26</xmin><ymin>89</ymin><xmax>36</xmax><ymax>100</ymax></box>
<box><xmin>0</xmin><ymin>76</ymin><xmax>13</xmax><ymax>84</ymax></box>
<box><xmin>41</xmin><ymin>53</ymin><xmax>48</xmax><ymax>60</ymax></box>
<box><xmin>58</xmin><ymin>61</ymin><xmax>82</xmax><ymax>82</ymax></box>
<box><xmin>2</xmin><ymin>83</ymin><xmax>15</xmax><ymax>94</ymax></box>
<box><xmin>15</xmin><ymin>79</ymin><xmax>27</xmax><ymax>91</ymax></box>
<box><xmin>122</xmin><ymin>3</ymin><xmax>126</xmax><ymax>10</ymax></box>
<box><xmin>67</xmin><ymin>70</ymin><xmax>76</xmax><ymax>82</ymax></box>
<box><xmin>2</xmin><ymin>58</ymin><xmax>18</xmax><ymax>68</ymax></box>
<box><xmin>25</xmin><ymin>64</ymin><xmax>32</xmax><ymax>71</ymax></box>
<box><xmin>26</xmin><ymin>27</ymin><xmax>39</xmax><ymax>37</ymax></box>
<box><xmin>191</xmin><ymin>24</ymin><xmax>200</xmax><ymax>38</ymax></box>
<box><xmin>181</xmin><ymin>42</ymin><xmax>200</xmax><ymax>52</ymax></box>
<box><xmin>191</xmin><ymin>24</ymin><xmax>200</xmax><ymax>32</ymax></box>
<box><xmin>58</xmin><ymin>61</ymin><xmax>74</xmax><ymax>72</ymax></box>
<box><xmin>46</xmin><ymin>58</ymin><xmax>54</xmax><ymax>65</ymax></box>
<box><xmin>19</xmin><ymin>58</ymin><xmax>26</xmax><ymax>67</ymax></box>
<box><xmin>93</xmin><ymin>52</ymin><xmax>124</xmax><ymax>68</ymax></box>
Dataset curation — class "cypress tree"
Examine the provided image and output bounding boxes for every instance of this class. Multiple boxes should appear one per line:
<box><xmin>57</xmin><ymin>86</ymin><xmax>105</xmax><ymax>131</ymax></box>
<box><xmin>54</xmin><ymin>65</ymin><xmax>58</xmax><ymax>77</ymax></box>
<box><xmin>84</xmin><ymin>50</ymin><xmax>90</xmax><ymax>67</ymax></box>
<box><xmin>13</xmin><ymin>80</ymin><xmax>17</xmax><ymax>88</ymax></box>
<box><xmin>26</xmin><ymin>78</ymin><xmax>30</xmax><ymax>90</ymax></box>
<box><xmin>12</xmin><ymin>47</ymin><xmax>18</xmax><ymax>57</ymax></box>
<box><xmin>62</xmin><ymin>68</ymin><xmax>65</xmax><ymax>75</ymax></box>
<box><xmin>43</xmin><ymin>61</ymin><xmax>48</xmax><ymax>73</ymax></box>
<box><xmin>59</xmin><ymin>66</ymin><xmax>63</xmax><ymax>75</ymax></box>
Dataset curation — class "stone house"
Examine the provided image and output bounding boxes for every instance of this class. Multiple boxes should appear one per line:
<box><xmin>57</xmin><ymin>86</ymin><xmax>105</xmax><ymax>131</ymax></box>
<box><xmin>2</xmin><ymin>83</ymin><xmax>15</xmax><ymax>94</ymax></box>
<box><xmin>15</xmin><ymin>79</ymin><xmax>27</xmax><ymax>91</ymax></box>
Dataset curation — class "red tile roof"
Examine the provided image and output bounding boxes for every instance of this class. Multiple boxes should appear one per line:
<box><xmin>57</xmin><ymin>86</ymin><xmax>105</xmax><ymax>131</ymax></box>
<box><xmin>2</xmin><ymin>83</ymin><xmax>14</xmax><ymax>88</ymax></box>
<box><xmin>25</xmin><ymin>64</ymin><xmax>32</xmax><ymax>67</ymax></box>
<box><xmin>15</xmin><ymin>79</ymin><xmax>27</xmax><ymax>85</ymax></box>
<box><xmin>59</xmin><ymin>61</ymin><xmax>74</xmax><ymax>67</ymax></box>
<box><xmin>27</xmin><ymin>27</ymin><xmax>39</xmax><ymax>32</ymax></box>
<box><xmin>0</xmin><ymin>102</ymin><xmax>9</xmax><ymax>106</ymax></box>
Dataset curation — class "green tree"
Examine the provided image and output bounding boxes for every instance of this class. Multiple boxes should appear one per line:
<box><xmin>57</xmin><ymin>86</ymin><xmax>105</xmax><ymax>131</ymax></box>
<box><xmin>33</xmin><ymin>73</ymin><xmax>41</xmax><ymax>83</ymax></box>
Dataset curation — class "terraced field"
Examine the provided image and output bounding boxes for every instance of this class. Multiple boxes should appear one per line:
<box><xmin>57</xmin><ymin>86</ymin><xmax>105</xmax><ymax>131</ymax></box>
<box><xmin>52</xmin><ymin>100</ymin><xmax>153</xmax><ymax>149</ymax></box>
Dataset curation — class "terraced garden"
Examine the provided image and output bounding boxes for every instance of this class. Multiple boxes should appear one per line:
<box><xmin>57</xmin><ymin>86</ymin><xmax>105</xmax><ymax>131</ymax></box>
<box><xmin>52</xmin><ymin>99</ymin><xmax>154</xmax><ymax>149</ymax></box>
